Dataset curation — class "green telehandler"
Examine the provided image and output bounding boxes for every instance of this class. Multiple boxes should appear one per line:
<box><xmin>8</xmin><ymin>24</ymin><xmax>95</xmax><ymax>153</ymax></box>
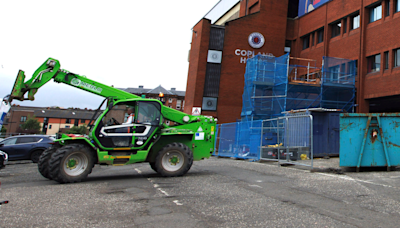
<box><xmin>7</xmin><ymin>58</ymin><xmax>217</xmax><ymax>183</ymax></box>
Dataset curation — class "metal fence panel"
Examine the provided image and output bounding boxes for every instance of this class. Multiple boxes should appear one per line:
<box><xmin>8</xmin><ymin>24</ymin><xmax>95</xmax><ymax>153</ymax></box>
<box><xmin>217</xmin><ymin>122</ymin><xmax>238</xmax><ymax>158</ymax></box>
<box><xmin>260</xmin><ymin>115</ymin><xmax>313</xmax><ymax>168</ymax></box>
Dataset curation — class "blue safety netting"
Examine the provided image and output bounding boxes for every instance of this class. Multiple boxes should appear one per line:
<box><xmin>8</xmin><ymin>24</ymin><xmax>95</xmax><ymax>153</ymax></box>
<box><xmin>216</xmin><ymin>54</ymin><xmax>356</xmax><ymax>161</ymax></box>
<box><xmin>321</xmin><ymin>57</ymin><xmax>356</xmax><ymax>111</ymax></box>
<box><xmin>241</xmin><ymin>54</ymin><xmax>289</xmax><ymax>122</ymax></box>
<box><xmin>217</xmin><ymin>120</ymin><xmax>262</xmax><ymax>160</ymax></box>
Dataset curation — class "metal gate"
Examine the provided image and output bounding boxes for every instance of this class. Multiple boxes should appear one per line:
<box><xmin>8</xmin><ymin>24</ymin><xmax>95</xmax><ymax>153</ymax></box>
<box><xmin>260</xmin><ymin>115</ymin><xmax>313</xmax><ymax>167</ymax></box>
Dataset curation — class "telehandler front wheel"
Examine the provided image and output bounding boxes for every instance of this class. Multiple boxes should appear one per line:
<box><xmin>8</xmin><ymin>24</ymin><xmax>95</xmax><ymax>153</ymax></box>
<box><xmin>155</xmin><ymin>143</ymin><xmax>193</xmax><ymax>177</ymax></box>
<box><xmin>49</xmin><ymin>144</ymin><xmax>95</xmax><ymax>184</ymax></box>
<box><xmin>38</xmin><ymin>146</ymin><xmax>58</xmax><ymax>180</ymax></box>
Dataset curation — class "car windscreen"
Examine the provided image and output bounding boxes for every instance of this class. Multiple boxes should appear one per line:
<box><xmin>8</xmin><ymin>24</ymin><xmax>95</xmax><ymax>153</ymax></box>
<box><xmin>2</xmin><ymin>137</ymin><xmax>17</xmax><ymax>146</ymax></box>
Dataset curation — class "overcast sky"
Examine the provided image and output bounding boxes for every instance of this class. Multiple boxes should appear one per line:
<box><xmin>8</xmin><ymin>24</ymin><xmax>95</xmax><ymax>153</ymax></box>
<box><xmin>0</xmin><ymin>0</ymin><xmax>219</xmax><ymax>109</ymax></box>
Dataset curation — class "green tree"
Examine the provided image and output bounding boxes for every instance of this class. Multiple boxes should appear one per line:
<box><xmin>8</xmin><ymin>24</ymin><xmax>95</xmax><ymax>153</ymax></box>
<box><xmin>1</xmin><ymin>125</ymin><xmax>6</xmax><ymax>133</ymax></box>
<box><xmin>66</xmin><ymin>125</ymin><xmax>88</xmax><ymax>135</ymax></box>
<box><xmin>18</xmin><ymin>118</ymin><xmax>41</xmax><ymax>134</ymax></box>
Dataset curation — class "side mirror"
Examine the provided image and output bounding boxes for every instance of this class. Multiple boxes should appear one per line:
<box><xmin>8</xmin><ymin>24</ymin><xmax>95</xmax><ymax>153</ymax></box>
<box><xmin>0</xmin><ymin>143</ymin><xmax>3</xmax><ymax>147</ymax></box>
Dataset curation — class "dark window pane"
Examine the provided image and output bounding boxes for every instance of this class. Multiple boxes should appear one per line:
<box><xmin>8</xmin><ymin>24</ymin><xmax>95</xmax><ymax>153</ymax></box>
<box><xmin>332</xmin><ymin>22</ymin><xmax>341</xmax><ymax>38</ymax></box>
<box><xmin>367</xmin><ymin>54</ymin><xmax>381</xmax><ymax>73</ymax></box>
<box><xmin>317</xmin><ymin>29</ymin><xmax>324</xmax><ymax>43</ymax></box>
<box><xmin>385</xmin><ymin>51</ymin><xmax>389</xmax><ymax>69</ymax></box>
<box><xmin>302</xmin><ymin>35</ymin><xmax>310</xmax><ymax>49</ymax></box>
<box><xmin>386</xmin><ymin>0</ymin><xmax>391</xmax><ymax>16</ymax></box>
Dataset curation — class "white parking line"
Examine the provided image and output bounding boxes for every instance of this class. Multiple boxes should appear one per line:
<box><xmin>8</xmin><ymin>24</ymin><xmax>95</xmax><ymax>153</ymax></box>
<box><xmin>278</xmin><ymin>165</ymin><xmax>397</xmax><ymax>189</ymax></box>
<box><xmin>173</xmin><ymin>200</ymin><xmax>183</xmax><ymax>206</ymax></box>
<box><xmin>134</xmin><ymin>168</ymin><xmax>183</xmax><ymax>206</ymax></box>
<box><xmin>134</xmin><ymin>168</ymin><xmax>142</xmax><ymax>174</ymax></box>
<box><xmin>249</xmin><ymin>184</ymin><xmax>262</xmax><ymax>188</ymax></box>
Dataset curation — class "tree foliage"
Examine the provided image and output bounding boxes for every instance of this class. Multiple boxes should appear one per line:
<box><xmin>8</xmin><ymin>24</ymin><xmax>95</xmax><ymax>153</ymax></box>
<box><xmin>66</xmin><ymin>125</ymin><xmax>88</xmax><ymax>135</ymax></box>
<box><xmin>1</xmin><ymin>125</ymin><xmax>6</xmax><ymax>133</ymax></box>
<box><xmin>18</xmin><ymin>118</ymin><xmax>41</xmax><ymax>134</ymax></box>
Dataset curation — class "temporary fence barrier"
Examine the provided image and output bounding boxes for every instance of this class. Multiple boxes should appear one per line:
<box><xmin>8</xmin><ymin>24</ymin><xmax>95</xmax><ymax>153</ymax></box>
<box><xmin>260</xmin><ymin>114</ymin><xmax>313</xmax><ymax>168</ymax></box>
<box><xmin>215</xmin><ymin>115</ymin><xmax>313</xmax><ymax>167</ymax></box>
<box><xmin>217</xmin><ymin>120</ymin><xmax>262</xmax><ymax>160</ymax></box>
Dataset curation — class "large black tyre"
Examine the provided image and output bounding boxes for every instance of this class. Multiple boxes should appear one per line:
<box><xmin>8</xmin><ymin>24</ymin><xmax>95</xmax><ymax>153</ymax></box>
<box><xmin>154</xmin><ymin>143</ymin><xmax>193</xmax><ymax>177</ymax></box>
<box><xmin>48</xmin><ymin>144</ymin><xmax>95</xmax><ymax>184</ymax></box>
<box><xmin>149</xmin><ymin>162</ymin><xmax>157</xmax><ymax>172</ymax></box>
<box><xmin>38</xmin><ymin>147</ymin><xmax>58</xmax><ymax>179</ymax></box>
<box><xmin>30</xmin><ymin>150</ymin><xmax>44</xmax><ymax>163</ymax></box>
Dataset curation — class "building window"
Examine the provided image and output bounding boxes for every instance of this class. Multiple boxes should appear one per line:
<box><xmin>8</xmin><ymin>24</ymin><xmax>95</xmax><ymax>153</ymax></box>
<box><xmin>385</xmin><ymin>51</ymin><xmax>389</xmax><ymax>69</ymax></box>
<box><xmin>168</xmin><ymin>98</ymin><xmax>173</xmax><ymax>103</ymax></box>
<box><xmin>367</xmin><ymin>54</ymin><xmax>381</xmax><ymax>73</ymax></box>
<box><xmin>386</xmin><ymin>0</ymin><xmax>391</xmax><ymax>16</ymax></box>
<box><xmin>343</xmin><ymin>18</ymin><xmax>347</xmax><ymax>33</ymax></box>
<box><xmin>20</xmin><ymin>116</ymin><xmax>27</xmax><ymax>122</ymax></box>
<box><xmin>176</xmin><ymin>100</ymin><xmax>182</xmax><ymax>109</ymax></box>
<box><xmin>65</xmin><ymin>118</ymin><xmax>71</xmax><ymax>124</ymax></box>
<box><xmin>81</xmin><ymin>119</ymin><xmax>86</xmax><ymax>123</ymax></box>
<box><xmin>370</xmin><ymin>4</ymin><xmax>382</xmax><ymax>23</ymax></box>
<box><xmin>394</xmin><ymin>48</ymin><xmax>400</xmax><ymax>67</ymax></box>
<box><xmin>331</xmin><ymin>21</ymin><xmax>341</xmax><ymax>38</ymax></box>
<box><xmin>311</xmin><ymin>33</ymin><xmax>314</xmax><ymax>46</ymax></box>
<box><xmin>329</xmin><ymin>66</ymin><xmax>340</xmax><ymax>81</ymax></box>
<box><xmin>317</xmin><ymin>28</ymin><xmax>324</xmax><ymax>43</ymax></box>
<box><xmin>352</xmin><ymin>14</ymin><xmax>360</xmax><ymax>29</ymax></box>
<box><xmin>65</xmin><ymin>125</ymin><xmax>70</xmax><ymax>128</ymax></box>
<box><xmin>302</xmin><ymin>34</ymin><xmax>310</xmax><ymax>50</ymax></box>
<box><xmin>49</xmin><ymin>125</ymin><xmax>52</xmax><ymax>129</ymax></box>
<box><xmin>74</xmin><ymin>119</ymin><xmax>79</xmax><ymax>126</ymax></box>
<box><xmin>396</xmin><ymin>0</ymin><xmax>400</xmax><ymax>12</ymax></box>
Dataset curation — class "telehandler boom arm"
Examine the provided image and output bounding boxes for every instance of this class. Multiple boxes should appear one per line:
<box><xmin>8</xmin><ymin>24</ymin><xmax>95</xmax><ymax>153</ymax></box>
<box><xmin>8</xmin><ymin>58</ymin><xmax>199</xmax><ymax>125</ymax></box>
<box><xmin>9</xmin><ymin>58</ymin><xmax>137</xmax><ymax>102</ymax></box>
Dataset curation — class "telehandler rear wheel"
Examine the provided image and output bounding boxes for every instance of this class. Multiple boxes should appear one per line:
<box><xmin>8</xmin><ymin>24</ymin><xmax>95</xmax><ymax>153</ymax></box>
<box><xmin>38</xmin><ymin>146</ymin><xmax>58</xmax><ymax>180</ymax></box>
<box><xmin>155</xmin><ymin>143</ymin><xmax>193</xmax><ymax>177</ymax></box>
<box><xmin>49</xmin><ymin>144</ymin><xmax>95</xmax><ymax>183</ymax></box>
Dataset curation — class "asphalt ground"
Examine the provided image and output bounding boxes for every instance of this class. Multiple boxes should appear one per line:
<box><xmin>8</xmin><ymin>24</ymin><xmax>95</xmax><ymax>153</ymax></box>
<box><xmin>1</xmin><ymin>157</ymin><xmax>400</xmax><ymax>227</ymax></box>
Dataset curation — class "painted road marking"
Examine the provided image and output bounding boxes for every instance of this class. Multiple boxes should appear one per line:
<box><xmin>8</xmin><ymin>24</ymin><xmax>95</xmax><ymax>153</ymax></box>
<box><xmin>134</xmin><ymin>168</ymin><xmax>183</xmax><ymax>206</ymax></box>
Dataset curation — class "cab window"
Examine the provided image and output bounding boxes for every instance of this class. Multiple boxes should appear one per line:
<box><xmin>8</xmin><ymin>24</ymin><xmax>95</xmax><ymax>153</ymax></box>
<box><xmin>136</xmin><ymin>101</ymin><xmax>162</xmax><ymax>125</ymax></box>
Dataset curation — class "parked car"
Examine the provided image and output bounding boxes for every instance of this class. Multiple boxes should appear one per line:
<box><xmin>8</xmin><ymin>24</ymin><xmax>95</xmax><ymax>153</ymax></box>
<box><xmin>0</xmin><ymin>135</ymin><xmax>54</xmax><ymax>163</ymax></box>
<box><xmin>0</xmin><ymin>150</ymin><xmax>7</xmax><ymax>169</ymax></box>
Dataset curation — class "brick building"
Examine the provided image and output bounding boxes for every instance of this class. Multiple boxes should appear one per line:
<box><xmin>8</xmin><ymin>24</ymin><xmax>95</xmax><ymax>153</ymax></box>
<box><xmin>185</xmin><ymin>0</ymin><xmax>400</xmax><ymax>123</ymax></box>
<box><xmin>122</xmin><ymin>85</ymin><xmax>185</xmax><ymax>109</ymax></box>
<box><xmin>3</xmin><ymin>106</ymin><xmax>100</xmax><ymax>135</ymax></box>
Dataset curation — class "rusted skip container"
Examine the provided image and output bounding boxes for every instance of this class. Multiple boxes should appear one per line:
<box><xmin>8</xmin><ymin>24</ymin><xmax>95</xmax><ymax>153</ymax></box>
<box><xmin>340</xmin><ymin>113</ymin><xmax>400</xmax><ymax>170</ymax></box>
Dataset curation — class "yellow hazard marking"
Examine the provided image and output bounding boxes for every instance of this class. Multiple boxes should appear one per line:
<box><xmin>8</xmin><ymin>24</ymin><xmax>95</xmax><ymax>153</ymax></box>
<box><xmin>115</xmin><ymin>156</ymin><xmax>131</xmax><ymax>159</ymax></box>
<box><xmin>211</xmin><ymin>126</ymin><xmax>214</xmax><ymax>132</ymax></box>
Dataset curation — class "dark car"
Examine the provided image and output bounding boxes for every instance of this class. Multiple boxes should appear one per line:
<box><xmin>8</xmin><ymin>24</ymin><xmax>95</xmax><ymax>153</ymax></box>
<box><xmin>0</xmin><ymin>135</ymin><xmax>54</xmax><ymax>163</ymax></box>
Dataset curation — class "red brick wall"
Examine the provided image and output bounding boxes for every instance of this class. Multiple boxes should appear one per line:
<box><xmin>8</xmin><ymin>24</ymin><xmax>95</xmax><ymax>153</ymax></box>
<box><xmin>209</xmin><ymin>0</ymin><xmax>289</xmax><ymax>123</ymax></box>
<box><xmin>184</xmin><ymin>19</ymin><xmax>211</xmax><ymax>115</ymax></box>
<box><xmin>187</xmin><ymin>0</ymin><xmax>400</xmax><ymax>123</ymax></box>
